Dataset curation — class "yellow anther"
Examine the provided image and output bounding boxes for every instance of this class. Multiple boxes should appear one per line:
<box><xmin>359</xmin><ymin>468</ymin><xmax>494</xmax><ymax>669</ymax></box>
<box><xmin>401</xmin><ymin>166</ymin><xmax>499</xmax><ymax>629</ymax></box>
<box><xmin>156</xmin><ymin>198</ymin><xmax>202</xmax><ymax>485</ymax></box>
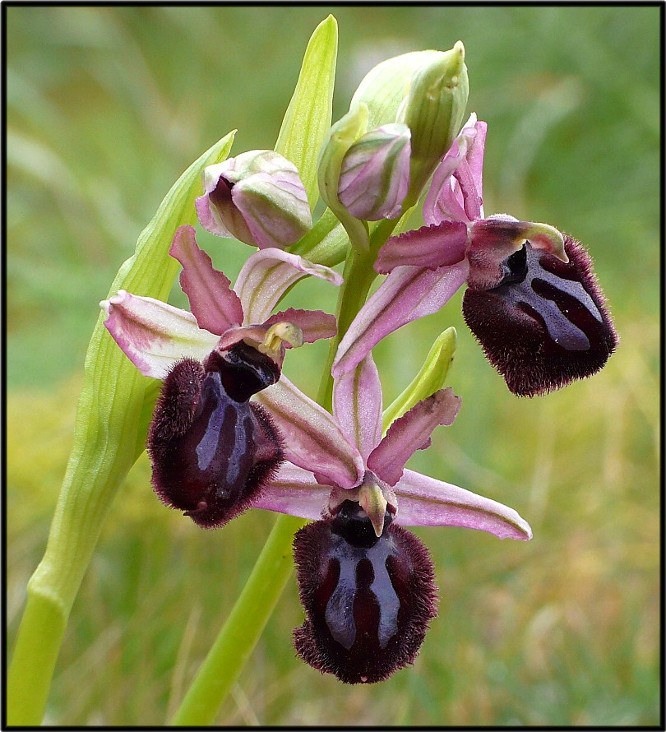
<box><xmin>257</xmin><ymin>322</ymin><xmax>304</xmax><ymax>358</ymax></box>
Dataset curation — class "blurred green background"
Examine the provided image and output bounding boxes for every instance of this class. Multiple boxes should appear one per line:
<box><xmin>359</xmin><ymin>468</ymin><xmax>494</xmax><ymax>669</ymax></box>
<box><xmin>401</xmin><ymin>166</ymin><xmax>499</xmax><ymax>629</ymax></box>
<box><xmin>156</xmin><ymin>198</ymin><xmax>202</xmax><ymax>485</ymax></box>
<box><xmin>7</xmin><ymin>5</ymin><xmax>660</xmax><ymax>726</ymax></box>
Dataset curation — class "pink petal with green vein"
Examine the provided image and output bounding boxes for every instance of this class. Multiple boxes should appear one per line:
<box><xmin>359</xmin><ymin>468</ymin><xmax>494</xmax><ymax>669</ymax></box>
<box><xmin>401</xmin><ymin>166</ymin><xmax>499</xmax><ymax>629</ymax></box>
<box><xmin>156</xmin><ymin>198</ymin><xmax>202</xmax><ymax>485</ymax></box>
<box><xmin>374</xmin><ymin>221</ymin><xmax>468</xmax><ymax>274</ymax></box>
<box><xmin>368</xmin><ymin>388</ymin><xmax>461</xmax><ymax>486</ymax></box>
<box><xmin>169</xmin><ymin>225</ymin><xmax>244</xmax><ymax>334</ymax></box>
<box><xmin>255</xmin><ymin>376</ymin><xmax>364</xmax><ymax>489</ymax></box>
<box><xmin>233</xmin><ymin>171</ymin><xmax>312</xmax><ymax>250</ymax></box>
<box><xmin>333</xmin><ymin>354</ymin><xmax>383</xmax><ymax>460</ymax></box>
<box><xmin>332</xmin><ymin>261</ymin><xmax>470</xmax><ymax>378</ymax></box>
<box><xmin>234</xmin><ymin>248</ymin><xmax>343</xmax><ymax>324</ymax></box>
<box><xmin>100</xmin><ymin>290</ymin><xmax>219</xmax><ymax>379</ymax></box>
<box><xmin>393</xmin><ymin>469</ymin><xmax>532</xmax><ymax>540</ymax></box>
<box><xmin>253</xmin><ymin>463</ymin><xmax>330</xmax><ymax>520</ymax></box>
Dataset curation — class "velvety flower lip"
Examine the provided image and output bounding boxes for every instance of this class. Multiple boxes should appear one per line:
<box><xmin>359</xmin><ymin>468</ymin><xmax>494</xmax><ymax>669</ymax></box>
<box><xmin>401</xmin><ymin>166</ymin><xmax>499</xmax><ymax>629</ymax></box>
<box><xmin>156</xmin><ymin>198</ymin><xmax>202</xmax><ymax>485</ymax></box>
<box><xmin>146</xmin><ymin>348</ymin><xmax>284</xmax><ymax>528</ymax></box>
<box><xmin>101</xmin><ymin>225</ymin><xmax>340</xmax><ymax>379</ymax></box>
<box><xmin>292</xmin><ymin>501</ymin><xmax>438</xmax><ymax>684</ymax></box>
<box><xmin>462</xmin><ymin>235</ymin><xmax>618</xmax><ymax>396</ymax></box>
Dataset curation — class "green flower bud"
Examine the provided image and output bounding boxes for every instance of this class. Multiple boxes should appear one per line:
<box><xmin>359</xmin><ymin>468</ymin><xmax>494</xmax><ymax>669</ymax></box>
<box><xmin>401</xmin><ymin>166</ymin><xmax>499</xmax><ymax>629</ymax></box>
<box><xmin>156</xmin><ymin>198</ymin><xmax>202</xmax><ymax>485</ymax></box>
<box><xmin>398</xmin><ymin>41</ymin><xmax>469</xmax><ymax>207</ymax></box>
<box><xmin>350</xmin><ymin>50</ymin><xmax>448</xmax><ymax>130</ymax></box>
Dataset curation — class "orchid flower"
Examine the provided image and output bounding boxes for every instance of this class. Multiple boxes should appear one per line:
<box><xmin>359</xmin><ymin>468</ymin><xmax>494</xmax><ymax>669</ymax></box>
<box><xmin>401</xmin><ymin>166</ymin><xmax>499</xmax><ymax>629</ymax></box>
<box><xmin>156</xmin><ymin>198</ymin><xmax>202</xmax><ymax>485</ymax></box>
<box><xmin>334</xmin><ymin>114</ymin><xmax>617</xmax><ymax>395</ymax></box>
<box><xmin>100</xmin><ymin>224</ymin><xmax>341</xmax><ymax>527</ymax></box>
<box><xmin>248</xmin><ymin>352</ymin><xmax>532</xmax><ymax>683</ymax></box>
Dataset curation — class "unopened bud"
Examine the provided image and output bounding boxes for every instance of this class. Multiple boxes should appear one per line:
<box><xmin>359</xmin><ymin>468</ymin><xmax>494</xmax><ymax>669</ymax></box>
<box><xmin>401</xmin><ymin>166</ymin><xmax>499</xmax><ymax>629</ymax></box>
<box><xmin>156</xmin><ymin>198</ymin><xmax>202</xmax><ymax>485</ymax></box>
<box><xmin>338</xmin><ymin>123</ymin><xmax>411</xmax><ymax>221</ymax></box>
<box><xmin>398</xmin><ymin>41</ymin><xmax>469</xmax><ymax>207</ymax></box>
<box><xmin>196</xmin><ymin>150</ymin><xmax>312</xmax><ymax>250</ymax></box>
<box><xmin>318</xmin><ymin>105</ymin><xmax>370</xmax><ymax>249</ymax></box>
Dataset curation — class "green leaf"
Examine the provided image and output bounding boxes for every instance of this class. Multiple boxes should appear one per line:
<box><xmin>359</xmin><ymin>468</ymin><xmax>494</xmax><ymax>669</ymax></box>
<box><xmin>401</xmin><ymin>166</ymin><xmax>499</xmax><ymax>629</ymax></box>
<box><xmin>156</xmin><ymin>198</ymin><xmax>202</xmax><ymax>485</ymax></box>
<box><xmin>382</xmin><ymin>326</ymin><xmax>457</xmax><ymax>432</ymax></box>
<box><xmin>275</xmin><ymin>14</ymin><xmax>338</xmax><ymax>210</ymax></box>
<box><xmin>8</xmin><ymin>130</ymin><xmax>235</xmax><ymax>726</ymax></box>
<box><xmin>290</xmin><ymin>207</ymin><xmax>348</xmax><ymax>267</ymax></box>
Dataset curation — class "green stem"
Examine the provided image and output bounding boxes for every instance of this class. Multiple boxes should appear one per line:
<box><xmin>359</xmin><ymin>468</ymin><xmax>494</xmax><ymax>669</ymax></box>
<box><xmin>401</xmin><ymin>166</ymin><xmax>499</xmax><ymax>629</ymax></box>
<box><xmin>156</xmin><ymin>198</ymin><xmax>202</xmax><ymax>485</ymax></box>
<box><xmin>7</xmin><ymin>591</ymin><xmax>67</xmax><ymax>725</ymax></box>
<box><xmin>169</xmin><ymin>514</ymin><xmax>306</xmax><ymax>726</ymax></box>
<box><xmin>316</xmin><ymin>217</ymin><xmax>400</xmax><ymax>409</ymax></box>
<box><xmin>289</xmin><ymin>208</ymin><xmax>347</xmax><ymax>268</ymax></box>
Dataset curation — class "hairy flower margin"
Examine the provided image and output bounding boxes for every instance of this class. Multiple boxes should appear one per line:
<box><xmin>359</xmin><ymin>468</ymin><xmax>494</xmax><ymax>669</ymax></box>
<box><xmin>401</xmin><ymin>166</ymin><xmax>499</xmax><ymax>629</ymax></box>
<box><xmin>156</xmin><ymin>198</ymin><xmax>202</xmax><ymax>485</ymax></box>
<box><xmin>98</xmin><ymin>32</ymin><xmax>616</xmax><ymax>688</ymax></box>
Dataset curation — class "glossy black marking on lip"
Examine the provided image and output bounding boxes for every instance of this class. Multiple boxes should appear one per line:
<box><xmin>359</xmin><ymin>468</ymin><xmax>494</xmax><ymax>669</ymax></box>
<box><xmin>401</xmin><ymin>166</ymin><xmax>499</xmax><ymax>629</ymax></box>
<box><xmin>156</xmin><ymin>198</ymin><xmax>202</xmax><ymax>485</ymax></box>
<box><xmin>463</xmin><ymin>235</ymin><xmax>617</xmax><ymax>396</ymax></box>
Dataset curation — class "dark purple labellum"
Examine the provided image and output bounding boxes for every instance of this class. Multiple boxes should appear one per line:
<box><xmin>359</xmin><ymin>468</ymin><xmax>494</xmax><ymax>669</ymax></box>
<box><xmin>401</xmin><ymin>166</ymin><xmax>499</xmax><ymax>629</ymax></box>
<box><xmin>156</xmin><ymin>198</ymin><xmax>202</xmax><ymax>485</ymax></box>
<box><xmin>147</xmin><ymin>341</ymin><xmax>283</xmax><ymax>528</ymax></box>
<box><xmin>462</xmin><ymin>235</ymin><xmax>617</xmax><ymax>396</ymax></box>
<box><xmin>293</xmin><ymin>500</ymin><xmax>438</xmax><ymax>684</ymax></box>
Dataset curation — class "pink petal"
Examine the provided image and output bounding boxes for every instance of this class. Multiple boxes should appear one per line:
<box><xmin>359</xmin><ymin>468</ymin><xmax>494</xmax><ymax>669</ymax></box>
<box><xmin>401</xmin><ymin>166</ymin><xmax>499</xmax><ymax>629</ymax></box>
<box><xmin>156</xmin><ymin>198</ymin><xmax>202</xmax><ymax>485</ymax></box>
<box><xmin>424</xmin><ymin>115</ymin><xmax>487</xmax><ymax>225</ymax></box>
<box><xmin>332</xmin><ymin>261</ymin><xmax>470</xmax><ymax>379</ymax></box>
<box><xmin>255</xmin><ymin>376</ymin><xmax>365</xmax><ymax>490</ymax></box>
<box><xmin>394</xmin><ymin>468</ymin><xmax>532</xmax><ymax>540</ymax></box>
<box><xmin>333</xmin><ymin>354</ymin><xmax>383</xmax><ymax>460</ymax></box>
<box><xmin>338</xmin><ymin>123</ymin><xmax>411</xmax><ymax>220</ymax></box>
<box><xmin>234</xmin><ymin>248</ymin><xmax>342</xmax><ymax>325</ymax></box>
<box><xmin>195</xmin><ymin>187</ymin><xmax>242</xmax><ymax>240</ymax></box>
<box><xmin>169</xmin><ymin>225</ymin><xmax>244</xmax><ymax>335</ymax></box>
<box><xmin>100</xmin><ymin>290</ymin><xmax>219</xmax><ymax>379</ymax></box>
<box><xmin>374</xmin><ymin>221</ymin><xmax>468</xmax><ymax>274</ymax></box>
<box><xmin>367</xmin><ymin>388</ymin><xmax>461</xmax><ymax>486</ymax></box>
<box><xmin>253</xmin><ymin>463</ymin><xmax>330</xmax><ymax>520</ymax></box>
<box><xmin>266</xmin><ymin>308</ymin><xmax>337</xmax><ymax>344</ymax></box>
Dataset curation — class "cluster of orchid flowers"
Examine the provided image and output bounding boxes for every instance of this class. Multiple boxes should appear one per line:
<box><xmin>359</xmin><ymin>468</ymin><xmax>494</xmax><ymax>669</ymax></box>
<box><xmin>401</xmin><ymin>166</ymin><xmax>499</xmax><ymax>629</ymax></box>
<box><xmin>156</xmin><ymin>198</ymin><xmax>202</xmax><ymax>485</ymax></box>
<box><xmin>101</xmin><ymin>41</ymin><xmax>616</xmax><ymax>685</ymax></box>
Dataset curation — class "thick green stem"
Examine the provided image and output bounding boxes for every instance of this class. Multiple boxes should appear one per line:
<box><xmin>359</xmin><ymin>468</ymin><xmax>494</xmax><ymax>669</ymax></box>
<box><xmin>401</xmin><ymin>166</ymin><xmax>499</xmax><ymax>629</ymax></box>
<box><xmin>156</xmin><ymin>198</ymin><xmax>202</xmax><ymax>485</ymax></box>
<box><xmin>316</xmin><ymin>217</ymin><xmax>400</xmax><ymax>409</ymax></box>
<box><xmin>169</xmin><ymin>514</ymin><xmax>306</xmax><ymax>726</ymax></box>
<box><xmin>7</xmin><ymin>591</ymin><xmax>67</xmax><ymax>725</ymax></box>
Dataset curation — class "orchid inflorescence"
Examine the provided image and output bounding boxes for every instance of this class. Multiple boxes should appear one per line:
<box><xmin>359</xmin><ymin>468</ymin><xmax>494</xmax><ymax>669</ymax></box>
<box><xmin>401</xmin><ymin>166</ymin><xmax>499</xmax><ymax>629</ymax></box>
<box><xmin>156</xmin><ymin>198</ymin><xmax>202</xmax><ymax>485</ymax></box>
<box><xmin>101</xmin><ymin>36</ymin><xmax>616</xmax><ymax>686</ymax></box>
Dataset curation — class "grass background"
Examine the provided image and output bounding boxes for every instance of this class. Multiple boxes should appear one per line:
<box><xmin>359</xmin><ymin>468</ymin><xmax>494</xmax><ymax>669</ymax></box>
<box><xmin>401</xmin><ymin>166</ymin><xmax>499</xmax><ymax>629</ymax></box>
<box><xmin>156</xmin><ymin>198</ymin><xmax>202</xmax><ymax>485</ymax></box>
<box><xmin>6</xmin><ymin>5</ymin><xmax>661</xmax><ymax>726</ymax></box>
